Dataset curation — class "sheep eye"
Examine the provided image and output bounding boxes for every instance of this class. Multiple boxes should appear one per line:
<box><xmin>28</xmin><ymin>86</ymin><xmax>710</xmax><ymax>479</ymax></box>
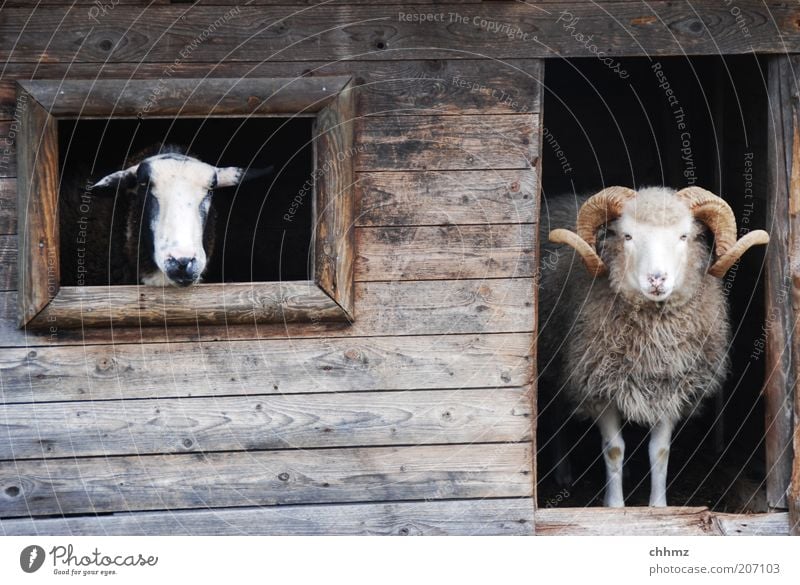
<box><xmin>624</xmin><ymin>234</ymin><xmax>633</xmax><ymax>241</ymax></box>
<box><xmin>680</xmin><ymin>234</ymin><xmax>689</xmax><ymax>241</ymax></box>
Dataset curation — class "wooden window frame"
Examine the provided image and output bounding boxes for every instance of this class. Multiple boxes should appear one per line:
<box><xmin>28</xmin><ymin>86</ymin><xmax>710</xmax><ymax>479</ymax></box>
<box><xmin>15</xmin><ymin>77</ymin><xmax>355</xmax><ymax>329</ymax></box>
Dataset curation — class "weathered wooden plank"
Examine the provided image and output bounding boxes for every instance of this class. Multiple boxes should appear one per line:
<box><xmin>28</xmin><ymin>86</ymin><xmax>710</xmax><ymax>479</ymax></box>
<box><xmin>0</xmin><ymin>60</ymin><xmax>543</xmax><ymax>117</ymax></box>
<box><xmin>1</xmin><ymin>4</ymin><xmax>798</xmax><ymax>63</ymax></box>
<box><xmin>356</xmin><ymin>114</ymin><xmax>536</xmax><ymax>171</ymax></box>
<box><xmin>0</xmin><ymin>179</ymin><xmax>14</xmax><ymax>233</ymax></box>
<box><xmin>0</xmin><ymin>332</ymin><xmax>532</xmax><ymax>403</ymax></box>
<box><xmin>0</xmin><ymin>278</ymin><xmax>534</xmax><ymax>346</ymax></box>
<box><xmin>314</xmin><ymin>82</ymin><xmax>356</xmax><ymax>317</ymax></box>
<box><xmin>0</xmin><ymin>122</ymin><xmax>15</xmax><ymax>177</ymax></box>
<box><xmin>28</xmin><ymin>282</ymin><xmax>347</xmax><ymax>329</ymax></box>
<box><xmin>765</xmin><ymin>55</ymin><xmax>795</xmax><ymax>510</ymax></box>
<box><xmin>353</xmin><ymin>59</ymin><xmax>541</xmax><ymax>115</ymax></box>
<box><xmin>0</xmin><ymin>235</ymin><xmax>16</xmax><ymax>291</ymax></box>
<box><xmin>0</xmin><ymin>443</ymin><xmax>532</xmax><ymax>517</ymax></box>
<box><xmin>0</xmin><ymin>82</ymin><xmax>16</xmax><ymax>119</ymax></box>
<box><xmin>714</xmin><ymin>512</ymin><xmax>790</xmax><ymax>536</ymax></box>
<box><xmin>356</xmin><ymin>170</ymin><xmax>537</xmax><ymax>226</ymax></box>
<box><xmin>356</xmin><ymin>225</ymin><xmax>535</xmax><ymax>281</ymax></box>
<box><xmin>20</xmin><ymin>77</ymin><xmax>350</xmax><ymax>118</ymax></box>
<box><xmin>784</xmin><ymin>55</ymin><xmax>800</xmax><ymax>537</ymax></box>
<box><xmin>535</xmin><ymin>507</ymin><xmax>720</xmax><ymax>536</ymax></box>
<box><xmin>15</xmin><ymin>90</ymin><xmax>59</xmax><ymax>327</ymax></box>
<box><xmin>0</xmin><ymin>387</ymin><xmax>532</xmax><ymax>459</ymax></box>
<box><xmin>0</xmin><ymin>498</ymin><xmax>534</xmax><ymax>536</ymax></box>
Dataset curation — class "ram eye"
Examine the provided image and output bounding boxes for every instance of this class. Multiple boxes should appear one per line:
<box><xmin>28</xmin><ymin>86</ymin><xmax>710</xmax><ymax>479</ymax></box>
<box><xmin>624</xmin><ymin>234</ymin><xmax>633</xmax><ymax>241</ymax></box>
<box><xmin>680</xmin><ymin>234</ymin><xmax>689</xmax><ymax>241</ymax></box>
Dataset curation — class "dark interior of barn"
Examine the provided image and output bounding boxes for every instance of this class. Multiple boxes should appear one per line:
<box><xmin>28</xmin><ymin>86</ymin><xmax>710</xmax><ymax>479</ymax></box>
<box><xmin>537</xmin><ymin>56</ymin><xmax>770</xmax><ymax>511</ymax></box>
<box><xmin>58</xmin><ymin>117</ymin><xmax>313</xmax><ymax>285</ymax></box>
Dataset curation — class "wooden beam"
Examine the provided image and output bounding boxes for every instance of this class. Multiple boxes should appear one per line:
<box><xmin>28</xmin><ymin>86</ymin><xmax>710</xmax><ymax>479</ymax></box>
<box><xmin>18</xmin><ymin>77</ymin><xmax>351</xmax><ymax>118</ymax></box>
<box><xmin>26</xmin><ymin>281</ymin><xmax>347</xmax><ymax>329</ymax></box>
<box><xmin>765</xmin><ymin>55</ymin><xmax>796</xmax><ymax>510</ymax></box>
<box><xmin>15</xmin><ymin>87</ymin><xmax>59</xmax><ymax>327</ymax></box>
<box><xmin>0</xmin><ymin>387</ymin><xmax>532</xmax><ymax>460</ymax></box>
<box><xmin>536</xmin><ymin>507</ymin><xmax>720</xmax><ymax>535</ymax></box>
<box><xmin>0</xmin><ymin>332</ymin><xmax>533</xmax><ymax>403</ymax></box>
<box><xmin>314</xmin><ymin>80</ymin><xmax>356</xmax><ymax>317</ymax></box>
<box><xmin>0</xmin><ymin>443</ymin><xmax>532</xmax><ymax>517</ymax></box>
<box><xmin>714</xmin><ymin>511</ymin><xmax>791</xmax><ymax>536</ymax></box>
<box><xmin>1</xmin><ymin>4</ymin><xmax>798</xmax><ymax>63</ymax></box>
<box><xmin>0</xmin><ymin>498</ymin><xmax>534</xmax><ymax>536</ymax></box>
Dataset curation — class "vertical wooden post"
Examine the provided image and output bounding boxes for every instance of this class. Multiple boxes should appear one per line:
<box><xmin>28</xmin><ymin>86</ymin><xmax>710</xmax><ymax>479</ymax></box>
<box><xmin>765</xmin><ymin>56</ymin><xmax>797</xmax><ymax>513</ymax></box>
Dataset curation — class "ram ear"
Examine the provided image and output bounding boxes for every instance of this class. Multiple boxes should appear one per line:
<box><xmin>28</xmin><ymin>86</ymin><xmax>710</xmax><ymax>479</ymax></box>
<box><xmin>215</xmin><ymin>165</ymin><xmax>274</xmax><ymax>188</ymax></box>
<box><xmin>91</xmin><ymin>165</ymin><xmax>139</xmax><ymax>191</ymax></box>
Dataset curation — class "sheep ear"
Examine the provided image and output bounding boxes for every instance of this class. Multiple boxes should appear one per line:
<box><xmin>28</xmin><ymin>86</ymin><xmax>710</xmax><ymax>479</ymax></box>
<box><xmin>215</xmin><ymin>165</ymin><xmax>274</xmax><ymax>188</ymax></box>
<box><xmin>91</xmin><ymin>165</ymin><xmax>139</xmax><ymax>191</ymax></box>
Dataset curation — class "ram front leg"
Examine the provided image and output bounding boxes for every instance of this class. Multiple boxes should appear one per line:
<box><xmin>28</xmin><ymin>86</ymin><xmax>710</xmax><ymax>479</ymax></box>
<box><xmin>648</xmin><ymin>417</ymin><xmax>675</xmax><ymax>507</ymax></box>
<box><xmin>597</xmin><ymin>406</ymin><xmax>625</xmax><ymax>507</ymax></box>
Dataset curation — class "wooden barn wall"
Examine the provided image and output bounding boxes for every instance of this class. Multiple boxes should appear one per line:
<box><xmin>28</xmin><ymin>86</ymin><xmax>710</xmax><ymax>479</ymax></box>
<box><xmin>0</xmin><ymin>2</ymin><xmax>548</xmax><ymax>536</ymax></box>
<box><xmin>0</xmin><ymin>1</ymin><xmax>799</xmax><ymax>535</ymax></box>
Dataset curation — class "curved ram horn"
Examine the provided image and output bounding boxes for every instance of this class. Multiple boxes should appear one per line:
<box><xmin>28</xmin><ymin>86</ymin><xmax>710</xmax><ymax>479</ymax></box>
<box><xmin>548</xmin><ymin>186</ymin><xmax>636</xmax><ymax>276</ymax></box>
<box><xmin>549</xmin><ymin>228</ymin><xmax>607</xmax><ymax>276</ymax></box>
<box><xmin>676</xmin><ymin>186</ymin><xmax>769</xmax><ymax>277</ymax></box>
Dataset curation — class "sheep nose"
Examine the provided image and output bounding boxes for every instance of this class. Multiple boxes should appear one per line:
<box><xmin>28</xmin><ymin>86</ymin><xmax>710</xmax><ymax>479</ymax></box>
<box><xmin>647</xmin><ymin>271</ymin><xmax>667</xmax><ymax>287</ymax></box>
<box><xmin>165</xmin><ymin>256</ymin><xmax>198</xmax><ymax>286</ymax></box>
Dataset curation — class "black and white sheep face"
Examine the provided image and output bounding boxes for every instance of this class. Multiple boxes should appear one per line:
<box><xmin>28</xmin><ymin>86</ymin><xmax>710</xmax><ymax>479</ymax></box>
<box><xmin>607</xmin><ymin>189</ymin><xmax>698</xmax><ymax>302</ymax></box>
<box><xmin>93</xmin><ymin>153</ymin><xmax>253</xmax><ymax>287</ymax></box>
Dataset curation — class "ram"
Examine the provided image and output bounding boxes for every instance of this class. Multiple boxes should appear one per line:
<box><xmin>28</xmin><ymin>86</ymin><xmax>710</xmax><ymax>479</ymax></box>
<box><xmin>539</xmin><ymin>186</ymin><xmax>769</xmax><ymax>507</ymax></box>
<box><xmin>60</xmin><ymin>145</ymin><xmax>271</xmax><ymax>287</ymax></box>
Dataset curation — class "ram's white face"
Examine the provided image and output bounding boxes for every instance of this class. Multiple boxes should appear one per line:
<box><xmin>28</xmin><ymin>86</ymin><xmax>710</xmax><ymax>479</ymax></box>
<box><xmin>612</xmin><ymin>195</ymin><xmax>695</xmax><ymax>302</ymax></box>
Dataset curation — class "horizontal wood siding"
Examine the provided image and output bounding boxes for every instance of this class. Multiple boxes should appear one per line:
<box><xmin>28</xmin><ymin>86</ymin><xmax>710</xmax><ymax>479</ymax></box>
<box><xmin>1</xmin><ymin>3</ymin><xmax>797</xmax><ymax>62</ymax></box>
<box><xmin>0</xmin><ymin>2</ymin><xmax>545</xmax><ymax>533</ymax></box>
<box><xmin>0</xmin><ymin>444</ymin><xmax>532</xmax><ymax>516</ymax></box>
<box><xmin>0</xmin><ymin>499</ymin><xmax>534</xmax><ymax>536</ymax></box>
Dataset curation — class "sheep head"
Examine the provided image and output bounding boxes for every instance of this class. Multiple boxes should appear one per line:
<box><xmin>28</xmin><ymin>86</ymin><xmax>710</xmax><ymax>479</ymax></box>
<box><xmin>92</xmin><ymin>151</ymin><xmax>273</xmax><ymax>287</ymax></box>
<box><xmin>550</xmin><ymin>186</ymin><xmax>769</xmax><ymax>300</ymax></box>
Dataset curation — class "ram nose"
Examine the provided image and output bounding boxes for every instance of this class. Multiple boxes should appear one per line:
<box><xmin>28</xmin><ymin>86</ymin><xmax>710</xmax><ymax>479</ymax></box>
<box><xmin>645</xmin><ymin>271</ymin><xmax>670</xmax><ymax>299</ymax></box>
<box><xmin>165</xmin><ymin>256</ymin><xmax>199</xmax><ymax>287</ymax></box>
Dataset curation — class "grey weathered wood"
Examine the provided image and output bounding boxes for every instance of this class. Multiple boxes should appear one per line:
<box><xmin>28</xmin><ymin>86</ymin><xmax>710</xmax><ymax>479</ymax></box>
<box><xmin>0</xmin><ymin>179</ymin><xmax>14</xmax><ymax>234</ymax></box>
<box><xmin>0</xmin><ymin>332</ymin><xmax>533</xmax><ymax>403</ymax></box>
<box><xmin>0</xmin><ymin>235</ymin><xmax>15</xmax><ymax>291</ymax></box>
<box><xmin>0</xmin><ymin>122</ymin><xmax>15</xmax><ymax>178</ymax></box>
<box><xmin>765</xmin><ymin>55</ymin><xmax>795</xmax><ymax>510</ymax></box>
<box><xmin>19</xmin><ymin>77</ymin><xmax>350</xmax><ymax>118</ymax></box>
<box><xmin>27</xmin><ymin>282</ymin><xmax>347</xmax><ymax>329</ymax></box>
<box><xmin>0</xmin><ymin>498</ymin><xmax>534</xmax><ymax>536</ymax></box>
<box><xmin>535</xmin><ymin>507</ymin><xmax>720</xmax><ymax>536</ymax></box>
<box><xmin>714</xmin><ymin>512</ymin><xmax>790</xmax><ymax>536</ymax></box>
<box><xmin>0</xmin><ymin>278</ymin><xmax>535</xmax><ymax>346</ymax></box>
<box><xmin>356</xmin><ymin>224</ymin><xmax>535</xmax><ymax>281</ymax></box>
<box><xmin>356</xmin><ymin>170</ymin><xmax>537</xmax><ymax>226</ymax></box>
<box><xmin>0</xmin><ymin>59</ymin><xmax>543</xmax><ymax>117</ymax></box>
<box><xmin>356</xmin><ymin>114</ymin><xmax>537</xmax><ymax>171</ymax></box>
<box><xmin>15</xmin><ymin>89</ymin><xmax>59</xmax><ymax>326</ymax></box>
<box><xmin>0</xmin><ymin>443</ymin><xmax>532</xmax><ymax>517</ymax></box>
<box><xmin>314</xmin><ymin>81</ymin><xmax>356</xmax><ymax>317</ymax></box>
<box><xmin>0</xmin><ymin>387</ymin><xmax>532</xmax><ymax>459</ymax></box>
<box><xmin>1</xmin><ymin>4</ymin><xmax>798</xmax><ymax>63</ymax></box>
